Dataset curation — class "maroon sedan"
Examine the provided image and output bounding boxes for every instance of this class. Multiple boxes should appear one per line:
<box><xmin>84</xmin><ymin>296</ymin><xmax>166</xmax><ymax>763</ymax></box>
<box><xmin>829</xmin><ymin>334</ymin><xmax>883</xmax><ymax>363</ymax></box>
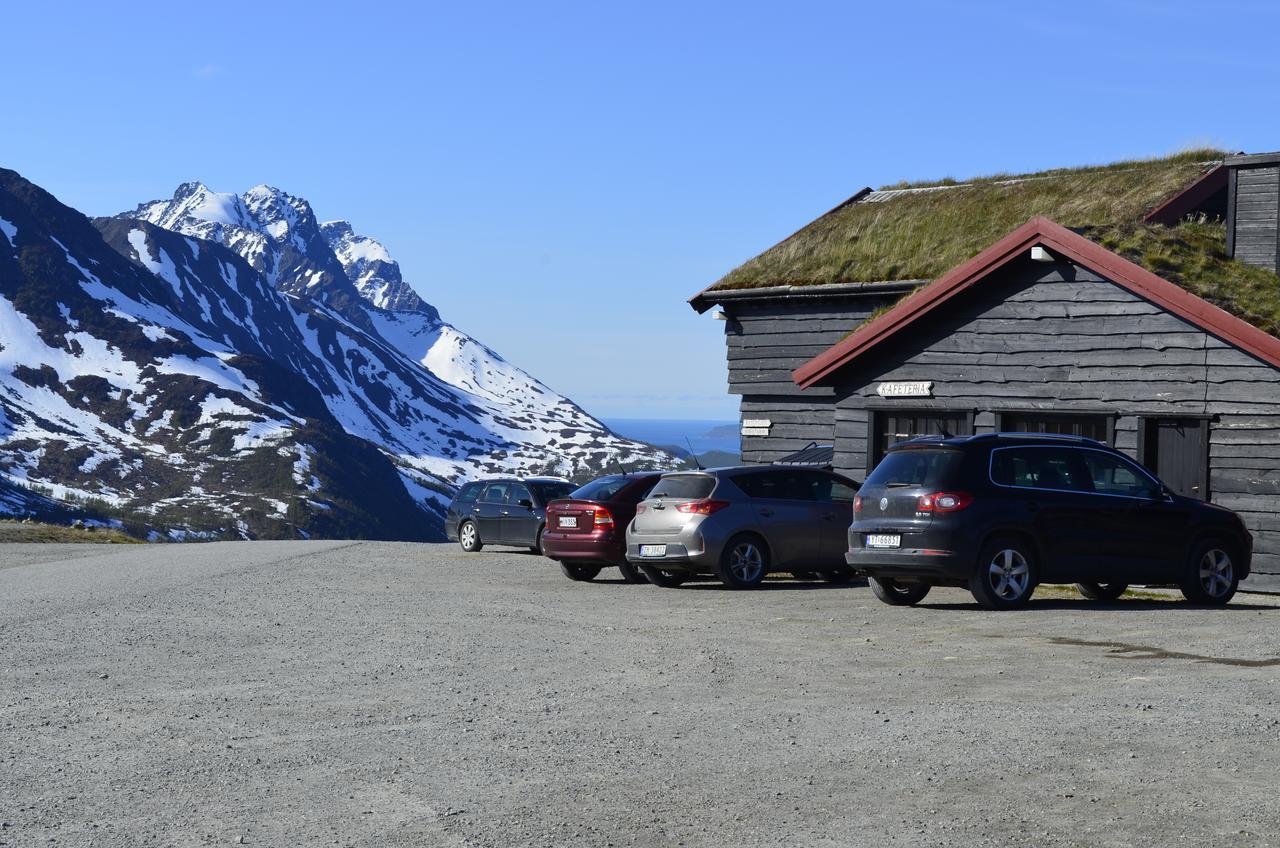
<box><xmin>543</xmin><ymin>472</ymin><xmax>663</xmax><ymax>583</ymax></box>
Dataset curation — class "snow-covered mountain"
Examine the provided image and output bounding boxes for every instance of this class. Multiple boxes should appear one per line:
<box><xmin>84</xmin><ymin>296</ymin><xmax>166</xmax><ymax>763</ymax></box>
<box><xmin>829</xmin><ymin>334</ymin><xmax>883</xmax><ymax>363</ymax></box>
<box><xmin>0</xmin><ymin>170</ymin><xmax>674</xmax><ymax>540</ymax></box>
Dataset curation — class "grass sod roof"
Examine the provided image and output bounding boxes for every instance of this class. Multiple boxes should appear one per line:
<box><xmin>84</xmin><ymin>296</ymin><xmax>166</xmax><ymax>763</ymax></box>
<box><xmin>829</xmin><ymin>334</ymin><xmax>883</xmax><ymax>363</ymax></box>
<box><xmin>710</xmin><ymin>149</ymin><xmax>1226</xmax><ymax>291</ymax></box>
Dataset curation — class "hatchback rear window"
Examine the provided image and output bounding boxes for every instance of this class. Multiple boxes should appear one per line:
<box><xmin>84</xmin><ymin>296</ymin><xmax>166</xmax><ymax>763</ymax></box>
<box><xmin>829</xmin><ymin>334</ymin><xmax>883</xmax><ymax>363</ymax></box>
<box><xmin>570</xmin><ymin>475</ymin><xmax>629</xmax><ymax>502</ymax></box>
<box><xmin>648</xmin><ymin>474</ymin><xmax>715</xmax><ymax>499</ymax></box>
<box><xmin>865</xmin><ymin>449</ymin><xmax>963</xmax><ymax>488</ymax></box>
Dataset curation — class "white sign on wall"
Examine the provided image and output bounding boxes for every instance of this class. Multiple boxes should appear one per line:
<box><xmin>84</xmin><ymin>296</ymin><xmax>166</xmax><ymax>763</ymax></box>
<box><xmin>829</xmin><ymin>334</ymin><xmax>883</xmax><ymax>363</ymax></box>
<box><xmin>741</xmin><ymin>418</ymin><xmax>772</xmax><ymax>437</ymax></box>
<box><xmin>875</xmin><ymin>381</ymin><xmax>933</xmax><ymax>398</ymax></box>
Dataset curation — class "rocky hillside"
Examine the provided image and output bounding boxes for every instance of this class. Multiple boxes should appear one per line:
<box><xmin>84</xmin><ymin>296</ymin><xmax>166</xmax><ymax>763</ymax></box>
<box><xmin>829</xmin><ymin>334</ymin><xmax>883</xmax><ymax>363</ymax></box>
<box><xmin>0</xmin><ymin>170</ymin><xmax>673</xmax><ymax>540</ymax></box>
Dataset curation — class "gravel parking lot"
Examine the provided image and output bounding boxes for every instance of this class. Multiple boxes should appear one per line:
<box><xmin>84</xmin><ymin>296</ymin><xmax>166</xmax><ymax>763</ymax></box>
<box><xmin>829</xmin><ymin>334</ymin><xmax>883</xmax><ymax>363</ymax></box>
<box><xmin>3</xmin><ymin>541</ymin><xmax>1279</xmax><ymax>847</ymax></box>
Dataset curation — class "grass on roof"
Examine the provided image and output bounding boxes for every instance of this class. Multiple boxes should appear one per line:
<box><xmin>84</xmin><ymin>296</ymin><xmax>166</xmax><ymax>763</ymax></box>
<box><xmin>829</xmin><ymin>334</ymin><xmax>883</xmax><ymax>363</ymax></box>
<box><xmin>713</xmin><ymin>150</ymin><xmax>1226</xmax><ymax>290</ymax></box>
<box><xmin>1089</xmin><ymin>218</ymin><xmax>1280</xmax><ymax>338</ymax></box>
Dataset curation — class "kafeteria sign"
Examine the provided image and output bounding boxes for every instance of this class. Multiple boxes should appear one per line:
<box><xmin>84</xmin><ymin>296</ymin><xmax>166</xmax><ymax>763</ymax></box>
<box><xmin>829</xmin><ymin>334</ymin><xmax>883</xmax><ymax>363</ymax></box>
<box><xmin>875</xmin><ymin>381</ymin><xmax>933</xmax><ymax>398</ymax></box>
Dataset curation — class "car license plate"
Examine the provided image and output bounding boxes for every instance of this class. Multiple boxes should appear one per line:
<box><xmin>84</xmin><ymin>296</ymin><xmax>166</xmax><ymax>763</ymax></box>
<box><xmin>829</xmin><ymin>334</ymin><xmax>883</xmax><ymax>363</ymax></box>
<box><xmin>639</xmin><ymin>544</ymin><xmax>667</xmax><ymax>557</ymax></box>
<box><xmin>559</xmin><ymin>515</ymin><xmax>578</xmax><ymax>528</ymax></box>
<box><xmin>866</xmin><ymin>534</ymin><xmax>901</xmax><ymax>549</ymax></box>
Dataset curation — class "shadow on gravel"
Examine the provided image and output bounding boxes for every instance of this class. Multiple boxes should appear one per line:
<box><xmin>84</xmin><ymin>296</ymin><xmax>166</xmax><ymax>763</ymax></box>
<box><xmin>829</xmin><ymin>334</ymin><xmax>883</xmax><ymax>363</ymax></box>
<box><xmin>918</xmin><ymin>598</ymin><xmax>1280</xmax><ymax>612</ymax></box>
<box><xmin>1046</xmin><ymin>636</ymin><xmax>1280</xmax><ymax>667</ymax></box>
<box><xmin>678</xmin><ymin>579</ymin><xmax>870</xmax><ymax>592</ymax></box>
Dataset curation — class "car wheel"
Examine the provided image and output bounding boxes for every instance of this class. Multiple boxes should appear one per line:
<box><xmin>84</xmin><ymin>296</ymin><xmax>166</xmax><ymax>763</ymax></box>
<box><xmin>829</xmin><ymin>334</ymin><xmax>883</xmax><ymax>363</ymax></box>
<box><xmin>617</xmin><ymin>559</ymin><xmax>648</xmax><ymax>584</ymax></box>
<box><xmin>969</xmin><ymin>537</ymin><xmax>1036</xmax><ymax>610</ymax></box>
<box><xmin>869</xmin><ymin>576</ymin><xmax>931</xmax><ymax>606</ymax></box>
<box><xmin>716</xmin><ymin>534</ymin><xmax>769</xmax><ymax>589</ymax></box>
<box><xmin>560</xmin><ymin>562</ymin><xmax>602</xmax><ymax>582</ymax></box>
<box><xmin>1076</xmin><ymin>582</ymin><xmax>1128</xmax><ymax>601</ymax></box>
<box><xmin>1180</xmin><ymin>540</ymin><xmax>1239</xmax><ymax>605</ymax></box>
<box><xmin>638</xmin><ymin>563</ymin><xmax>688</xmax><ymax>588</ymax></box>
<box><xmin>530</xmin><ymin>526</ymin><xmax>546</xmax><ymax>556</ymax></box>
<box><xmin>822</xmin><ymin>566</ymin><xmax>856</xmax><ymax>585</ymax></box>
<box><xmin>458</xmin><ymin>520</ymin><xmax>482</xmax><ymax>552</ymax></box>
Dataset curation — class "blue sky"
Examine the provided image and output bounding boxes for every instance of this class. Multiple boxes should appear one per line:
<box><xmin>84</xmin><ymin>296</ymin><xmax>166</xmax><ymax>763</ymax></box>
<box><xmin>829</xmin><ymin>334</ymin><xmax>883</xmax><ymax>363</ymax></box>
<box><xmin>4</xmin><ymin>1</ymin><xmax>1280</xmax><ymax>420</ymax></box>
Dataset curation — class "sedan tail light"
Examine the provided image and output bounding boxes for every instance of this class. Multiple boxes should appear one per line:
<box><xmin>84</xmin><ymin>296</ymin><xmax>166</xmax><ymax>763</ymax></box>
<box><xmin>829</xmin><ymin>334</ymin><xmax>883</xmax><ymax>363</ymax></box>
<box><xmin>916</xmin><ymin>491</ymin><xmax>974</xmax><ymax>513</ymax></box>
<box><xmin>675</xmin><ymin>499</ymin><xmax>730</xmax><ymax>515</ymax></box>
<box><xmin>593</xmin><ymin>506</ymin><xmax>615</xmax><ymax>527</ymax></box>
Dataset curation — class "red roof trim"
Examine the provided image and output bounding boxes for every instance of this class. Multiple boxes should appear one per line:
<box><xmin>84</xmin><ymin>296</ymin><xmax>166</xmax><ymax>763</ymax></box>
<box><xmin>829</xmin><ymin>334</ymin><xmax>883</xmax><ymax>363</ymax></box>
<box><xmin>1142</xmin><ymin>164</ymin><xmax>1227</xmax><ymax>225</ymax></box>
<box><xmin>792</xmin><ymin>215</ymin><xmax>1280</xmax><ymax>388</ymax></box>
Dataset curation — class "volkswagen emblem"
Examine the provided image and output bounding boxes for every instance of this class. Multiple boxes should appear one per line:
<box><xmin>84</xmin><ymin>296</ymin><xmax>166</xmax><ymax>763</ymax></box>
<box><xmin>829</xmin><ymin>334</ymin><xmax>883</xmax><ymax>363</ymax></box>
<box><xmin>878</xmin><ymin>497</ymin><xmax>889</xmax><ymax>511</ymax></box>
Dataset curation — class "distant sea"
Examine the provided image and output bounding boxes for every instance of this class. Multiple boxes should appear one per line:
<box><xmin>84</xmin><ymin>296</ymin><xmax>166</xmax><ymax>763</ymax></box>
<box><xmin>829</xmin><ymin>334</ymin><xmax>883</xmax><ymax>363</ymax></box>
<box><xmin>603</xmin><ymin>418</ymin><xmax>740</xmax><ymax>458</ymax></box>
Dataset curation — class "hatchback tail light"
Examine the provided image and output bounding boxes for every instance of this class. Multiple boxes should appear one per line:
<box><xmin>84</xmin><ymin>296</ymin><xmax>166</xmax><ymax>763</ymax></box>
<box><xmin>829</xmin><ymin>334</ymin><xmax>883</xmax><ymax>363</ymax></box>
<box><xmin>593</xmin><ymin>506</ymin><xmax>615</xmax><ymax>527</ymax></box>
<box><xmin>853</xmin><ymin>495</ymin><xmax>863</xmax><ymax>514</ymax></box>
<box><xmin>675</xmin><ymin>499</ymin><xmax>730</xmax><ymax>515</ymax></box>
<box><xmin>916</xmin><ymin>491</ymin><xmax>974</xmax><ymax>513</ymax></box>
<box><xmin>635</xmin><ymin>503</ymin><xmax>647</xmax><ymax>514</ymax></box>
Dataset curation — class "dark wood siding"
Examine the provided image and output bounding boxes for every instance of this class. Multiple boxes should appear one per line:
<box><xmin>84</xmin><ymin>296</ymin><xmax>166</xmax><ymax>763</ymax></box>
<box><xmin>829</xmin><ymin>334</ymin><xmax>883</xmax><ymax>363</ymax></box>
<box><xmin>725</xmin><ymin>295</ymin><xmax>894</xmax><ymax>465</ymax></box>
<box><xmin>830</xmin><ymin>258</ymin><xmax>1280</xmax><ymax>582</ymax></box>
<box><xmin>1230</xmin><ymin>165</ymin><xmax>1279</xmax><ymax>272</ymax></box>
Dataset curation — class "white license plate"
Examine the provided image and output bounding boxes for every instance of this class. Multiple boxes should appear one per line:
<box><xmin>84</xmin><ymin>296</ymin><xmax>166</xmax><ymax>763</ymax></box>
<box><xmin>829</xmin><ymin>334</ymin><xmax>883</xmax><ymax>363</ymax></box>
<box><xmin>559</xmin><ymin>516</ymin><xmax>578</xmax><ymax>528</ymax></box>
<box><xmin>639</xmin><ymin>544</ymin><xmax>667</xmax><ymax>558</ymax></box>
<box><xmin>866</xmin><ymin>534</ymin><xmax>901</xmax><ymax>549</ymax></box>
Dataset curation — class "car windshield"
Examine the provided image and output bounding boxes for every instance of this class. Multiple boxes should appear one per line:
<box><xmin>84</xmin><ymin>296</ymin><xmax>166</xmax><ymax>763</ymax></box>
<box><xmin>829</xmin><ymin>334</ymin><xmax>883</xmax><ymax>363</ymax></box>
<box><xmin>865</xmin><ymin>449</ymin><xmax>963</xmax><ymax>488</ymax></box>
<box><xmin>570</xmin><ymin>475</ymin><xmax>629</xmax><ymax>502</ymax></box>
<box><xmin>529</xmin><ymin>481</ymin><xmax>574</xmax><ymax>503</ymax></box>
<box><xmin>648</xmin><ymin>474</ymin><xmax>716</xmax><ymax>499</ymax></box>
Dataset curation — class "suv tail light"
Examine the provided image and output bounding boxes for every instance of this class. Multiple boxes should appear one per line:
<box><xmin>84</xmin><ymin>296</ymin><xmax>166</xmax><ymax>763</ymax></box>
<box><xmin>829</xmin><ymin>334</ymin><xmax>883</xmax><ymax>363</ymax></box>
<box><xmin>675</xmin><ymin>499</ymin><xmax>730</xmax><ymax>515</ymax></box>
<box><xmin>916</xmin><ymin>491</ymin><xmax>973</xmax><ymax>513</ymax></box>
<box><xmin>593</xmin><ymin>506</ymin><xmax>615</xmax><ymax>527</ymax></box>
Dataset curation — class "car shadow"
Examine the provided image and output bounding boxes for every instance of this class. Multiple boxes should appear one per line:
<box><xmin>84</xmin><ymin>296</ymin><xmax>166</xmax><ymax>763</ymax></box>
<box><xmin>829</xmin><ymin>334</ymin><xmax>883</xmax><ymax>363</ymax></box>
<box><xmin>917</xmin><ymin>598</ymin><xmax>1280</xmax><ymax>611</ymax></box>
<box><xmin>679</xmin><ymin>578</ymin><xmax>870</xmax><ymax>592</ymax></box>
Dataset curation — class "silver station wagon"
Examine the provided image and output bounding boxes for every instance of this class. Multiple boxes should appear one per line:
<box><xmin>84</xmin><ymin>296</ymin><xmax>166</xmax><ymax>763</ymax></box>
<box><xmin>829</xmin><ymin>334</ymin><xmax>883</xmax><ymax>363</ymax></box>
<box><xmin>624</xmin><ymin>467</ymin><xmax>860</xmax><ymax>589</ymax></box>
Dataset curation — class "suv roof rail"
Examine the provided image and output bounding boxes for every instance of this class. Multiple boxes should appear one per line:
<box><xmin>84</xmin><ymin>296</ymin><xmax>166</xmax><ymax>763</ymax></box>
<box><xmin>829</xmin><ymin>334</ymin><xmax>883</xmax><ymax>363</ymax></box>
<box><xmin>971</xmin><ymin>431</ymin><xmax>1108</xmax><ymax>446</ymax></box>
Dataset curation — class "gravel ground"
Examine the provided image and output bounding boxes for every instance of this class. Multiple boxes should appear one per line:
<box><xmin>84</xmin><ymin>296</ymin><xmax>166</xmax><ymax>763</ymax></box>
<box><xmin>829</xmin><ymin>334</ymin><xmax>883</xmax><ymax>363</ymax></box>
<box><xmin>2</xmin><ymin>541</ymin><xmax>1279</xmax><ymax>848</ymax></box>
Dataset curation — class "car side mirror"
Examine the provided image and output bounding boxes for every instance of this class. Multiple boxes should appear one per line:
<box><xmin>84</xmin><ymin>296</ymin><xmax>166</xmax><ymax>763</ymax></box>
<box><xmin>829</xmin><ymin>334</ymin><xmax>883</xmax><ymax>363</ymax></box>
<box><xmin>518</xmin><ymin>498</ymin><xmax>533</xmax><ymax>509</ymax></box>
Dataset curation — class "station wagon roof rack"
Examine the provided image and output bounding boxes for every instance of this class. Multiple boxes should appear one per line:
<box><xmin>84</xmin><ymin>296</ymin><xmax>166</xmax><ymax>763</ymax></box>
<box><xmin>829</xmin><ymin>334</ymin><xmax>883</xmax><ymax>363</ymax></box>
<box><xmin>971</xmin><ymin>432</ymin><xmax>1108</xmax><ymax>446</ymax></box>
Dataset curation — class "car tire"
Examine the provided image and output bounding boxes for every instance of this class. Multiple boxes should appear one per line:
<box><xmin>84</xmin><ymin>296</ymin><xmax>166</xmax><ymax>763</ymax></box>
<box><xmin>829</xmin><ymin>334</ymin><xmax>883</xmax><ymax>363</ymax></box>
<box><xmin>458</xmin><ymin>520</ymin><xmax>483</xmax><ymax>553</ymax></box>
<box><xmin>530</xmin><ymin>526</ymin><xmax>546</xmax><ymax>556</ymax></box>
<box><xmin>1076</xmin><ymin>582</ymin><xmax>1128</xmax><ymax>601</ymax></box>
<box><xmin>1180</xmin><ymin>539</ymin><xmax>1239</xmax><ymax>605</ymax></box>
<box><xmin>638</xmin><ymin>563</ymin><xmax>687</xmax><ymax>588</ymax></box>
<box><xmin>617</xmin><ymin>559</ymin><xmax>648</xmax><ymax>584</ymax></box>
<box><xmin>822</xmin><ymin>566</ymin><xmax>856</xmax><ymax>585</ymax></box>
<box><xmin>560</xmin><ymin>562</ymin><xmax>602</xmax><ymax>582</ymax></box>
<box><xmin>715</xmin><ymin>534</ymin><xmax>769</xmax><ymax>589</ymax></box>
<box><xmin>969</xmin><ymin>536</ymin><xmax>1037</xmax><ymax>610</ymax></box>
<box><xmin>869</xmin><ymin>576</ymin><xmax>931</xmax><ymax>606</ymax></box>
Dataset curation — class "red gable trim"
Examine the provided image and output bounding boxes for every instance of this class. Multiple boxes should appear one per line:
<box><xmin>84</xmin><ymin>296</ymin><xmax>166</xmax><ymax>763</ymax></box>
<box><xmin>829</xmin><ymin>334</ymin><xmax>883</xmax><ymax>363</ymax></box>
<box><xmin>792</xmin><ymin>215</ymin><xmax>1280</xmax><ymax>388</ymax></box>
<box><xmin>1142</xmin><ymin>164</ymin><xmax>1227</xmax><ymax>225</ymax></box>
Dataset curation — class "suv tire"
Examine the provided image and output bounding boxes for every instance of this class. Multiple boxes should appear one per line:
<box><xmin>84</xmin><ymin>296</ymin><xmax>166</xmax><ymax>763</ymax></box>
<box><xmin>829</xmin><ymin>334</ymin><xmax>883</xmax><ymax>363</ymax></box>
<box><xmin>638</xmin><ymin>563</ymin><xmax>687</xmax><ymax>588</ymax></box>
<box><xmin>560</xmin><ymin>562</ymin><xmax>602</xmax><ymax>582</ymax></box>
<box><xmin>715</xmin><ymin>534</ymin><xmax>769</xmax><ymax>589</ymax></box>
<box><xmin>1180</xmin><ymin>539</ymin><xmax>1239</xmax><ymax>605</ymax></box>
<box><xmin>969</xmin><ymin>536</ymin><xmax>1037</xmax><ymax>610</ymax></box>
<box><xmin>459</xmin><ymin>520</ymin><xmax>483</xmax><ymax>553</ymax></box>
<box><xmin>1076</xmin><ymin>582</ymin><xmax>1127</xmax><ymax>601</ymax></box>
<box><xmin>617</xmin><ymin>559</ymin><xmax>648</xmax><ymax>584</ymax></box>
<box><xmin>869</xmin><ymin>576</ymin><xmax>931</xmax><ymax>606</ymax></box>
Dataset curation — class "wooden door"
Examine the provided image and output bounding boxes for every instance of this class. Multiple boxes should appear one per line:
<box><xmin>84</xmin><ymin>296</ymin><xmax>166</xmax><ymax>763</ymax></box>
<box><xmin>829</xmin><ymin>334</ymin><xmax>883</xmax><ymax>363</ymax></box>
<box><xmin>1142</xmin><ymin>418</ymin><xmax>1208</xmax><ymax>500</ymax></box>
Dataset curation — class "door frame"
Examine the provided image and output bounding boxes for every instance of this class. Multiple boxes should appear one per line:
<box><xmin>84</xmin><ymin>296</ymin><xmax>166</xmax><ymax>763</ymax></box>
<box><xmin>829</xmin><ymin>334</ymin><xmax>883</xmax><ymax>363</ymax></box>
<box><xmin>1137</xmin><ymin>415</ymin><xmax>1212</xmax><ymax>501</ymax></box>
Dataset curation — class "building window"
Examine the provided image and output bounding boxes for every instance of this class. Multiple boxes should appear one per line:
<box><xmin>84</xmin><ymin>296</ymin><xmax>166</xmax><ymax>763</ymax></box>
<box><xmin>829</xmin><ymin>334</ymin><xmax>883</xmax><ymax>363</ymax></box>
<box><xmin>869</xmin><ymin>410</ymin><xmax>973</xmax><ymax>471</ymax></box>
<box><xmin>999</xmin><ymin>412</ymin><xmax>1111</xmax><ymax>443</ymax></box>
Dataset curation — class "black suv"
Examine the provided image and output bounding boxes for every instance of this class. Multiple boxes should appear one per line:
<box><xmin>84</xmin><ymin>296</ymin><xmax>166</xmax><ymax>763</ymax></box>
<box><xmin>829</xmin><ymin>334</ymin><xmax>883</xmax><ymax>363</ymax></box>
<box><xmin>847</xmin><ymin>433</ymin><xmax>1252</xmax><ymax>609</ymax></box>
<box><xmin>446</xmin><ymin>477</ymin><xmax>576</xmax><ymax>554</ymax></box>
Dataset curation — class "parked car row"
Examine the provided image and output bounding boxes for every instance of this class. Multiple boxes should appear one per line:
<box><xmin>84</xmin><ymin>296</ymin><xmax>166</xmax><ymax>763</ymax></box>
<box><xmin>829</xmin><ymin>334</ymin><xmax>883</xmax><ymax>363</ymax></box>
<box><xmin>444</xmin><ymin>433</ymin><xmax>1254</xmax><ymax>609</ymax></box>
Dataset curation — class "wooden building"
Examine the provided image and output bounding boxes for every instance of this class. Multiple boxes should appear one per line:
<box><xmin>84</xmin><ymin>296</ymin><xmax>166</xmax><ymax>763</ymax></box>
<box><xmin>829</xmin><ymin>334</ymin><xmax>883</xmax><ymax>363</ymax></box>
<box><xmin>691</xmin><ymin>151</ymin><xmax>1280</xmax><ymax>588</ymax></box>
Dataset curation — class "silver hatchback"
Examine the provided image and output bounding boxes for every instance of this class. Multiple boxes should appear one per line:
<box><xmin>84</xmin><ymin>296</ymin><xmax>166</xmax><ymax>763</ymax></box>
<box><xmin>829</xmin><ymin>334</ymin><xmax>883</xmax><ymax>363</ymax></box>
<box><xmin>624</xmin><ymin>467</ymin><xmax>860</xmax><ymax>588</ymax></box>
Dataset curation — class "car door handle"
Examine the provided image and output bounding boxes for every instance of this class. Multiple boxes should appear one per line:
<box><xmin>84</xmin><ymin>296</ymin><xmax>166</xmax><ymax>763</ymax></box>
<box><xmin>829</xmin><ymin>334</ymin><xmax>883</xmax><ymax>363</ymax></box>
<box><xmin>822</xmin><ymin>512</ymin><xmax>837</xmax><ymax>522</ymax></box>
<box><xmin>501</xmin><ymin>510</ymin><xmax>510</xmax><ymax>516</ymax></box>
<box><xmin>472</xmin><ymin>506</ymin><xmax>480</xmax><ymax>513</ymax></box>
<box><xmin>758</xmin><ymin>508</ymin><xmax>774</xmax><ymax>517</ymax></box>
